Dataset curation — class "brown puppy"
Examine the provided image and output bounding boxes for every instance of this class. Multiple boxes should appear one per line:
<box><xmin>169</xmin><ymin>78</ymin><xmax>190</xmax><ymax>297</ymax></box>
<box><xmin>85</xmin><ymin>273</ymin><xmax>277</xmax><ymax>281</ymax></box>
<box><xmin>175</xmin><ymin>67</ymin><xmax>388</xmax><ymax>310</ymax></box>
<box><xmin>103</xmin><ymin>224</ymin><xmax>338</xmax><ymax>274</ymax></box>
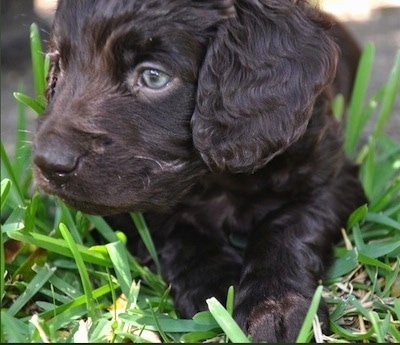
<box><xmin>33</xmin><ymin>0</ymin><xmax>366</xmax><ymax>342</ymax></box>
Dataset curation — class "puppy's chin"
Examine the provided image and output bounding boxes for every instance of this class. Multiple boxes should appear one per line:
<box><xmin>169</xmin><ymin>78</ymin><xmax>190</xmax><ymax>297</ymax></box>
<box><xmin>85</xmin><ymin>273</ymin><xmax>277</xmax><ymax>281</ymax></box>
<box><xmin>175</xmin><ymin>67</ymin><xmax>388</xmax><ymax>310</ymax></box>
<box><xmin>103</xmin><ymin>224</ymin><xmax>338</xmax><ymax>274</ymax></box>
<box><xmin>58</xmin><ymin>197</ymin><xmax>140</xmax><ymax>216</ymax></box>
<box><xmin>33</xmin><ymin>165</ymin><xmax>189</xmax><ymax>215</ymax></box>
<box><xmin>35</xmin><ymin>181</ymin><xmax>166</xmax><ymax>216</ymax></box>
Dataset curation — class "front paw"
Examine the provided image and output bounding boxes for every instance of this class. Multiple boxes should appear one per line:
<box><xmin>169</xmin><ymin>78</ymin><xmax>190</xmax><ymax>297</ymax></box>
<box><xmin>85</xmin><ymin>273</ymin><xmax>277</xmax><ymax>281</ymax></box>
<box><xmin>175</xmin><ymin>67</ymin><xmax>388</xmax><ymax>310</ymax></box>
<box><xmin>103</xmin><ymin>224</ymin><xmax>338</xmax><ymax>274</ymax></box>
<box><xmin>235</xmin><ymin>293</ymin><xmax>329</xmax><ymax>343</ymax></box>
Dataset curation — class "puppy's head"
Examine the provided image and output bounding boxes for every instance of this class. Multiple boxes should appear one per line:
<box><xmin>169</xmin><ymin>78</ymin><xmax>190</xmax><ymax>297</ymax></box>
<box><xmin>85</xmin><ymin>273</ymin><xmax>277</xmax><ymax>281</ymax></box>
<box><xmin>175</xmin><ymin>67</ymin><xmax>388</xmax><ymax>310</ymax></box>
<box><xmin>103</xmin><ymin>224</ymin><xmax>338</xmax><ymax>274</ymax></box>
<box><xmin>33</xmin><ymin>0</ymin><xmax>337</xmax><ymax>215</ymax></box>
<box><xmin>33</xmin><ymin>0</ymin><xmax>234</xmax><ymax>214</ymax></box>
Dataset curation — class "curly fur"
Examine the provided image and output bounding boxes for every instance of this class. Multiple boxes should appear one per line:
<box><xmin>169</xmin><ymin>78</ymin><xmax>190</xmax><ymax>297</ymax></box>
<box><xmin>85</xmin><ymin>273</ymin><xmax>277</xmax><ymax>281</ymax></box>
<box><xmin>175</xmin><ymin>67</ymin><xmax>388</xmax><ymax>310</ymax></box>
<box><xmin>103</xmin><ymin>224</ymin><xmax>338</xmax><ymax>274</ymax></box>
<box><xmin>33</xmin><ymin>0</ymin><xmax>367</xmax><ymax>342</ymax></box>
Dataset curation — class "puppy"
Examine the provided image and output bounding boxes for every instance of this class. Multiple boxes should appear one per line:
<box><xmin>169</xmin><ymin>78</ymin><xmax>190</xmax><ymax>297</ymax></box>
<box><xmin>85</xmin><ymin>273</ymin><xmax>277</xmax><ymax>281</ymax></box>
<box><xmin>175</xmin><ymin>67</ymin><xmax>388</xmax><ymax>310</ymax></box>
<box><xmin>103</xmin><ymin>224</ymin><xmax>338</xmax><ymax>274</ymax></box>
<box><xmin>33</xmin><ymin>0</ymin><xmax>367</xmax><ymax>342</ymax></box>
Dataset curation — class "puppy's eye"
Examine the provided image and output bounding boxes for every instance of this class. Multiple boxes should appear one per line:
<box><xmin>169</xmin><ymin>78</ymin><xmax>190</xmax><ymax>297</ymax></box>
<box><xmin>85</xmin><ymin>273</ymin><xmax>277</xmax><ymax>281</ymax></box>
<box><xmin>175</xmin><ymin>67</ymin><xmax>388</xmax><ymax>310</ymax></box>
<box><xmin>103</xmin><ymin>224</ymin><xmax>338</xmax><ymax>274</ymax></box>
<box><xmin>139</xmin><ymin>69</ymin><xmax>171</xmax><ymax>89</ymax></box>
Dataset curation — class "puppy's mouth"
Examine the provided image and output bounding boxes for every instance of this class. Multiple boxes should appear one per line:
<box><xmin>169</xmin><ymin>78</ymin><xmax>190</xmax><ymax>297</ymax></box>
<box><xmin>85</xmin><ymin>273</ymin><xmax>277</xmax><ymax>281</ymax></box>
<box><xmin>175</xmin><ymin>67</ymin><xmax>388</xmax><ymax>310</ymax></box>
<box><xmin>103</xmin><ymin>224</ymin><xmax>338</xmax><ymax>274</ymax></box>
<box><xmin>33</xmin><ymin>165</ymin><xmax>124</xmax><ymax>215</ymax></box>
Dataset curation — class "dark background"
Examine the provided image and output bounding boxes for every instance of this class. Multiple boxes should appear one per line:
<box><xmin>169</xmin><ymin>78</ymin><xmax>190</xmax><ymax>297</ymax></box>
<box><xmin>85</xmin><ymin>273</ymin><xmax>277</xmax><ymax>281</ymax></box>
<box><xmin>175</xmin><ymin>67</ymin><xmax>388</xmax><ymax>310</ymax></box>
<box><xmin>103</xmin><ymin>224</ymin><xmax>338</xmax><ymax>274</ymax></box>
<box><xmin>1</xmin><ymin>0</ymin><xmax>399</xmax><ymax>155</ymax></box>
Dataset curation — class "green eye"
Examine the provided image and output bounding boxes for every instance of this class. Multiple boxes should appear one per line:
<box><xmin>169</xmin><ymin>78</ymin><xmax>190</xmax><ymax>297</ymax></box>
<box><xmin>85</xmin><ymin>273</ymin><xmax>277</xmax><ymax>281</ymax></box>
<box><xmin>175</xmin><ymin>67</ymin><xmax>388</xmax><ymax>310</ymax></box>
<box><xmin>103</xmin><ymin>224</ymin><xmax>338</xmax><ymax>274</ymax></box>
<box><xmin>140</xmin><ymin>69</ymin><xmax>171</xmax><ymax>89</ymax></box>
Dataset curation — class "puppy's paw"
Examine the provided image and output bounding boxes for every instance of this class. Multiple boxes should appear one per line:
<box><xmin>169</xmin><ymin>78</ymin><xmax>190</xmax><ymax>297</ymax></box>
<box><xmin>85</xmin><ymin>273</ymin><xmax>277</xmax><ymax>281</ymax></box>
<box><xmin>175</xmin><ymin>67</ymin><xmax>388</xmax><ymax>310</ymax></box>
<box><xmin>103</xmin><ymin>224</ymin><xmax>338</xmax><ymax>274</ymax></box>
<box><xmin>236</xmin><ymin>293</ymin><xmax>328</xmax><ymax>343</ymax></box>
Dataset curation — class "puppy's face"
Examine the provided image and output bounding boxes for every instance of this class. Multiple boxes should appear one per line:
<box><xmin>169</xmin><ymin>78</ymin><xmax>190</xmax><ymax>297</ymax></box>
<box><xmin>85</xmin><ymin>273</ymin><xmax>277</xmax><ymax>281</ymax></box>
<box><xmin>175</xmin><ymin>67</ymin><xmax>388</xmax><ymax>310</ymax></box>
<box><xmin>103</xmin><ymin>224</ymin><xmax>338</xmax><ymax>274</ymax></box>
<box><xmin>33</xmin><ymin>1</ymin><xmax>231</xmax><ymax>214</ymax></box>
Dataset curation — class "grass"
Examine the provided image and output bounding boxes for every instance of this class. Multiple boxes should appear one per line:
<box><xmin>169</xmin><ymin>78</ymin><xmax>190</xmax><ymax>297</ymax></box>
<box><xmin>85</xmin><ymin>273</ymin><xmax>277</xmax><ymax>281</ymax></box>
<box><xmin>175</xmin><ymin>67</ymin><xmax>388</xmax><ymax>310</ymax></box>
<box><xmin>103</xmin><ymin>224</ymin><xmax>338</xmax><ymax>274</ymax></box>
<box><xmin>1</xmin><ymin>23</ymin><xmax>400</xmax><ymax>343</ymax></box>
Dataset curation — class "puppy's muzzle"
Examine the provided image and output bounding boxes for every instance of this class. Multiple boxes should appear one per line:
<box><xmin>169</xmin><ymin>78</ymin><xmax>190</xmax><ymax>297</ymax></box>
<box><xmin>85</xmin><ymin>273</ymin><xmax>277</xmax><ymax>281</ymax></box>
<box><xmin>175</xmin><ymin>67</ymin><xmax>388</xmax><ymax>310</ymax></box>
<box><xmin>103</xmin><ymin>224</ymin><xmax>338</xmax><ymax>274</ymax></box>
<box><xmin>34</xmin><ymin>135</ymin><xmax>81</xmax><ymax>186</ymax></box>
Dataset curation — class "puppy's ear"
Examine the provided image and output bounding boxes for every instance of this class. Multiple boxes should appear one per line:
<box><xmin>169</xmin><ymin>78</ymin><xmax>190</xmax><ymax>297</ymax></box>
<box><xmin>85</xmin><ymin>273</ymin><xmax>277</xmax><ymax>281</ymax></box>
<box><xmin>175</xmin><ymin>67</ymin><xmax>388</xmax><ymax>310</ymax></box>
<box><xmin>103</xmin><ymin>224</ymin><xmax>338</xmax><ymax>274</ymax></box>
<box><xmin>192</xmin><ymin>1</ymin><xmax>338</xmax><ymax>173</ymax></box>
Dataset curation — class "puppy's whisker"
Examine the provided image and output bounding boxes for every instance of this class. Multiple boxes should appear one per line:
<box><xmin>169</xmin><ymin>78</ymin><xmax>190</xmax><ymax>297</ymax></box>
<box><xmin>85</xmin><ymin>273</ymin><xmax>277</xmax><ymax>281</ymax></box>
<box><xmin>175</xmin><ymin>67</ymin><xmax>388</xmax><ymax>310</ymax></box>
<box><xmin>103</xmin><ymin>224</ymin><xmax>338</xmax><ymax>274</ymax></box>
<box><xmin>143</xmin><ymin>173</ymin><xmax>151</xmax><ymax>190</ymax></box>
<box><xmin>134</xmin><ymin>155</ymin><xmax>185</xmax><ymax>173</ymax></box>
<box><xmin>15</xmin><ymin>142</ymin><xmax>33</xmax><ymax>150</ymax></box>
<box><xmin>134</xmin><ymin>155</ymin><xmax>165</xmax><ymax>170</ymax></box>
<box><xmin>14</xmin><ymin>140</ymin><xmax>33</xmax><ymax>146</ymax></box>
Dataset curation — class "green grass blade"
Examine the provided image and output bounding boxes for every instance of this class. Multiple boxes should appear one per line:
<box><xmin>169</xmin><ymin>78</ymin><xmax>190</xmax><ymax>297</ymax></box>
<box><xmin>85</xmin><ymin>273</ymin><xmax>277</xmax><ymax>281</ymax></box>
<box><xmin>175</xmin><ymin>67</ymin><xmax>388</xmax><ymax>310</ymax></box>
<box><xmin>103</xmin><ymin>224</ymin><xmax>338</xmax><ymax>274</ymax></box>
<box><xmin>59</xmin><ymin>223</ymin><xmax>95</xmax><ymax>319</ymax></box>
<box><xmin>327</xmin><ymin>249</ymin><xmax>359</xmax><ymax>280</ymax></box>
<box><xmin>344</xmin><ymin>42</ymin><xmax>375</xmax><ymax>156</ymax></box>
<box><xmin>0</xmin><ymin>179</ymin><xmax>10</xmax><ymax>306</ymax></box>
<box><xmin>7</xmin><ymin>264</ymin><xmax>56</xmax><ymax>316</ymax></box>
<box><xmin>38</xmin><ymin>283</ymin><xmax>118</xmax><ymax>322</ymax></box>
<box><xmin>206</xmin><ymin>297</ymin><xmax>250</xmax><ymax>343</ymax></box>
<box><xmin>1</xmin><ymin>178</ymin><xmax>12</xmax><ymax>209</ymax></box>
<box><xmin>13</xmin><ymin>92</ymin><xmax>45</xmax><ymax>115</ymax></box>
<box><xmin>130</xmin><ymin>212</ymin><xmax>161</xmax><ymax>273</ymax></box>
<box><xmin>374</xmin><ymin>49</ymin><xmax>400</xmax><ymax>137</ymax></box>
<box><xmin>361</xmin><ymin>241</ymin><xmax>400</xmax><ymax>259</ymax></box>
<box><xmin>7</xmin><ymin>229</ymin><xmax>113</xmax><ymax>267</ymax></box>
<box><xmin>192</xmin><ymin>310</ymin><xmax>219</xmax><ymax>326</ymax></box>
<box><xmin>0</xmin><ymin>240</ymin><xmax>3</xmax><ymax>315</ymax></box>
<box><xmin>2</xmin><ymin>205</ymin><xmax>26</xmax><ymax>234</ymax></box>
<box><xmin>1</xmin><ymin>142</ymin><xmax>24</xmax><ymax>205</ymax></box>
<box><xmin>394</xmin><ymin>298</ymin><xmax>400</xmax><ymax>321</ymax></box>
<box><xmin>370</xmin><ymin>175</ymin><xmax>400</xmax><ymax>212</ymax></box>
<box><xmin>14</xmin><ymin>85</ymin><xmax>33</xmax><ymax>184</ymax></box>
<box><xmin>106</xmin><ymin>240</ymin><xmax>132</xmax><ymax>298</ymax></box>
<box><xmin>364</xmin><ymin>212</ymin><xmax>400</xmax><ymax>231</ymax></box>
<box><xmin>111</xmin><ymin>280</ymin><xmax>142</xmax><ymax>343</ymax></box>
<box><xmin>360</xmin><ymin>138</ymin><xmax>376</xmax><ymax>200</ymax></box>
<box><xmin>85</xmin><ymin>214</ymin><xmax>120</xmax><ymax>243</ymax></box>
<box><xmin>180</xmin><ymin>330</ymin><xmax>221</xmax><ymax>343</ymax></box>
<box><xmin>46</xmin><ymin>274</ymin><xmax>83</xmax><ymax>300</ymax></box>
<box><xmin>357</xmin><ymin>253</ymin><xmax>393</xmax><ymax>271</ymax></box>
<box><xmin>369</xmin><ymin>311</ymin><xmax>385</xmax><ymax>343</ymax></box>
<box><xmin>1</xmin><ymin>311</ymin><xmax>28</xmax><ymax>342</ymax></box>
<box><xmin>58</xmin><ymin>202</ymin><xmax>83</xmax><ymax>245</ymax></box>
<box><xmin>226</xmin><ymin>285</ymin><xmax>235</xmax><ymax>316</ymax></box>
<box><xmin>295</xmin><ymin>285</ymin><xmax>323</xmax><ymax>343</ymax></box>
<box><xmin>382</xmin><ymin>259</ymin><xmax>400</xmax><ymax>297</ymax></box>
<box><xmin>328</xmin><ymin>298</ymin><xmax>348</xmax><ymax>322</ymax></box>
<box><xmin>146</xmin><ymin>299</ymin><xmax>171</xmax><ymax>342</ymax></box>
<box><xmin>332</xmin><ymin>93</ymin><xmax>345</xmax><ymax>121</ymax></box>
<box><xmin>330</xmin><ymin>320</ymin><xmax>374</xmax><ymax>341</ymax></box>
<box><xmin>120</xmin><ymin>313</ymin><xmax>217</xmax><ymax>333</ymax></box>
<box><xmin>389</xmin><ymin>323</ymin><xmax>400</xmax><ymax>342</ymax></box>
<box><xmin>347</xmin><ymin>204</ymin><xmax>368</xmax><ymax>228</ymax></box>
<box><xmin>348</xmin><ymin>294</ymin><xmax>370</xmax><ymax>319</ymax></box>
<box><xmin>30</xmin><ymin>23</ymin><xmax>45</xmax><ymax>100</ymax></box>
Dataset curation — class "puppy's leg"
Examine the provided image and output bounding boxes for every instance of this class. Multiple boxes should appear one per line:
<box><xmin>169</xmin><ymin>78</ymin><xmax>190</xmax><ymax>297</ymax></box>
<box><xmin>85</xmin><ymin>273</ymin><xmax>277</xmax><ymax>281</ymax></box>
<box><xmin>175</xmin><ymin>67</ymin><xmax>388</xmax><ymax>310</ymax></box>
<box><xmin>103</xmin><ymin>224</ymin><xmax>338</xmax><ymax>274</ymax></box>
<box><xmin>158</xmin><ymin>224</ymin><xmax>243</xmax><ymax>317</ymax></box>
<box><xmin>234</xmin><ymin>172</ymin><xmax>365</xmax><ymax>342</ymax></box>
<box><xmin>235</xmin><ymin>217</ymin><xmax>330</xmax><ymax>343</ymax></box>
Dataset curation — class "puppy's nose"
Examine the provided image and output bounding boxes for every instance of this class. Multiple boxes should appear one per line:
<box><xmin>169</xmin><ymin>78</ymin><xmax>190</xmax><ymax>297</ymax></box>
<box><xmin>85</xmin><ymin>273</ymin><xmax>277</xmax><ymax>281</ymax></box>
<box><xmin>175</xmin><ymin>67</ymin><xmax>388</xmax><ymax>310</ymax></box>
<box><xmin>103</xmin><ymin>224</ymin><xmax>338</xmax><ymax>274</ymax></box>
<box><xmin>34</xmin><ymin>138</ymin><xmax>80</xmax><ymax>185</ymax></box>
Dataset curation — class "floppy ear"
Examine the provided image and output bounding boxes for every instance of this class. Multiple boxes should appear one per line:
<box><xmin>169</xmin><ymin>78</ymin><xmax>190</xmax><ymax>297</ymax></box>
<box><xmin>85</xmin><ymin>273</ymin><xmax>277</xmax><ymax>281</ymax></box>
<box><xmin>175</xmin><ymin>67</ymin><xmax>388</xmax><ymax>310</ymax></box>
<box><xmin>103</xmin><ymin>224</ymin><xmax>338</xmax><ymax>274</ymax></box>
<box><xmin>192</xmin><ymin>0</ymin><xmax>338</xmax><ymax>173</ymax></box>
